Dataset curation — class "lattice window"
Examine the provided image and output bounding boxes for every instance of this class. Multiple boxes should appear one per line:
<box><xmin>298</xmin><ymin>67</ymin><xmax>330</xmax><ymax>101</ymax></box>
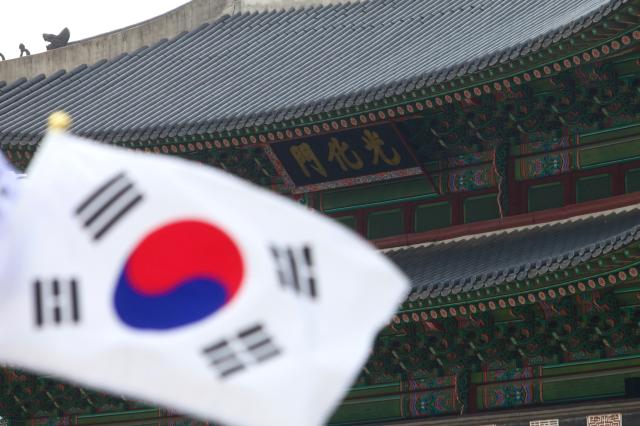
<box><xmin>587</xmin><ymin>413</ymin><xmax>622</xmax><ymax>426</ymax></box>
<box><xmin>530</xmin><ymin>420</ymin><xmax>559</xmax><ymax>426</ymax></box>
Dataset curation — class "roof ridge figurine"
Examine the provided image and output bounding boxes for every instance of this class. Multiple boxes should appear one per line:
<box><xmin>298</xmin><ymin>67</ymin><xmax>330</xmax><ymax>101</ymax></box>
<box><xmin>19</xmin><ymin>44</ymin><xmax>30</xmax><ymax>57</ymax></box>
<box><xmin>43</xmin><ymin>27</ymin><xmax>70</xmax><ymax>50</ymax></box>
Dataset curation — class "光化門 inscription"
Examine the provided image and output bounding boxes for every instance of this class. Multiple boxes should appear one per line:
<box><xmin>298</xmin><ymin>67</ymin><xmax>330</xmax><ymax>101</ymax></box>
<box><xmin>270</xmin><ymin>124</ymin><xmax>416</xmax><ymax>186</ymax></box>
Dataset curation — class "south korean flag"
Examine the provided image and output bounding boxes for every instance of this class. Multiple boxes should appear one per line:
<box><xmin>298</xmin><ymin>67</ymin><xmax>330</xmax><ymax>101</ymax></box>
<box><xmin>0</xmin><ymin>130</ymin><xmax>408</xmax><ymax>426</ymax></box>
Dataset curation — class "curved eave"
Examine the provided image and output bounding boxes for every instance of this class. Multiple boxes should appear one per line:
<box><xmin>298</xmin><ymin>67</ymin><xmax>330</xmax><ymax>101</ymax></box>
<box><xmin>386</xmin><ymin>193</ymin><xmax>640</xmax><ymax>321</ymax></box>
<box><xmin>0</xmin><ymin>0</ymin><xmax>638</xmax><ymax>148</ymax></box>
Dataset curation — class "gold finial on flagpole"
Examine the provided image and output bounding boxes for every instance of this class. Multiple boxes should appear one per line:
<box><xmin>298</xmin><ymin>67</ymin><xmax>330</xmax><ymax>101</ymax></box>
<box><xmin>48</xmin><ymin>111</ymin><xmax>72</xmax><ymax>133</ymax></box>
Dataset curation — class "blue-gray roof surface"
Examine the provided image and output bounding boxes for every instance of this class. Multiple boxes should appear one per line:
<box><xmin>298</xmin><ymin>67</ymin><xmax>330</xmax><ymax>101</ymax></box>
<box><xmin>0</xmin><ymin>0</ymin><xmax>626</xmax><ymax>144</ymax></box>
<box><xmin>388</xmin><ymin>207</ymin><xmax>640</xmax><ymax>300</ymax></box>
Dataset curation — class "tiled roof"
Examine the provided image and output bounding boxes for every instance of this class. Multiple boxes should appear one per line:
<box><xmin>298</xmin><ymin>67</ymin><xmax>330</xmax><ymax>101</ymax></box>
<box><xmin>0</xmin><ymin>0</ymin><xmax>627</xmax><ymax>145</ymax></box>
<box><xmin>388</xmin><ymin>205</ymin><xmax>640</xmax><ymax>301</ymax></box>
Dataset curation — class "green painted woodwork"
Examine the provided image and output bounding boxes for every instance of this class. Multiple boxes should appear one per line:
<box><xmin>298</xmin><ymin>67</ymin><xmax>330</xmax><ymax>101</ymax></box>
<box><xmin>528</xmin><ymin>182</ymin><xmax>564</xmax><ymax>212</ymax></box>
<box><xmin>2</xmin><ymin>409</ymin><xmax>210</xmax><ymax>426</ymax></box>
<box><xmin>544</xmin><ymin>355</ymin><xmax>640</xmax><ymax>377</ymax></box>
<box><xmin>335</xmin><ymin>215</ymin><xmax>358</xmax><ymax>231</ymax></box>
<box><xmin>345</xmin><ymin>383</ymin><xmax>401</xmax><ymax>399</ymax></box>
<box><xmin>323</xmin><ymin>176</ymin><xmax>437</xmax><ymax>213</ymax></box>
<box><xmin>329</xmin><ymin>396</ymin><xmax>401</xmax><ymax>425</ymax></box>
<box><xmin>579</xmin><ymin>124</ymin><xmax>640</xmax><ymax>146</ymax></box>
<box><xmin>75</xmin><ymin>409</ymin><xmax>161</xmax><ymax>425</ymax></box>
<box><xmin>542</xmin><ymin>371</ymin><xmax>635</xmax><ymax>402</ymax></box>
<box><xmin>625</xmin><ymin>168</ymin><xmax>640</xmax><ymax>193</ymax></box>
<box><xmin>575</xmin><ymin>174</ymin><xmax>612</xmax><ymax>203</ymax></box>
<box><xmin>615</xmin><ymin>283</ymin><xmax>640</xmax><ymax>306</ymax></box>
<box><xmin>463</xmin><ymin>194</ymin><xmax>500</xmax><ymax>223</ymax></box>
<box><xmin>367</xmin><ymin>209</ymin><xmax>404</xmax><ymax>239</ymax></box>
<box><xmin>578</xmin><ymin>135</ymin><xmax>640</xmax><ymax>169</ymax></box>
<box><xmin>414</xmin><ymin>202</ymin><xmax>451</xmax><ymax>232</ymax></box>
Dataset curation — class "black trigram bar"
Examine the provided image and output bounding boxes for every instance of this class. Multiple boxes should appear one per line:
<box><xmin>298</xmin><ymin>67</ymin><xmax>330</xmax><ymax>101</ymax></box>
<box><xmin>0</xmin><ymin>182</ymin><xmax>9</xmax><ymax>198</ymax></box>
<box><xmin>202</xmin><ymin>339</ymin><xmax>245</xmax><ymax>378</ymax></box>
<box><xmin>74</xmin><ymin>172</ymin><xmax>143</xmax><ymax>241</ymax></box>
<box><xmin>202</xmin><ymin>323</ymin><xmax>280</xmax><ymax>379</ymax></box>
<box><xmin>34</xmin><ymin>278</ymin><xmax>80</xmax><ymax>327</ymax></box>
<box><xmin>238</xmin><ymin>324</ymin><xmax>281</xmax><ymax>363</ymax></box>
<box><xmin>271</xmin><ymin>245</ymin><xmax>317</xmax><ymax>299</ymax></box>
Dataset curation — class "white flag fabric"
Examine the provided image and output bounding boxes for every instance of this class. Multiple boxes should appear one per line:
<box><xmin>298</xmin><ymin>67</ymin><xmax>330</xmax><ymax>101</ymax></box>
<box><xmin>0</xmin><ymin>131</ymin><xmax>408</xmax><ymax>426</ymax></box>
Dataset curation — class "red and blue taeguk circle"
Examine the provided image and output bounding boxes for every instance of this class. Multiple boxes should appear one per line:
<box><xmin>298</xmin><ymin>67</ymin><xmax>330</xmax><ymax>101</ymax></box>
<box><xmin>114</xmin><ymin>220</ymin><xmax>244</xmax><ymax>330</ymax></box>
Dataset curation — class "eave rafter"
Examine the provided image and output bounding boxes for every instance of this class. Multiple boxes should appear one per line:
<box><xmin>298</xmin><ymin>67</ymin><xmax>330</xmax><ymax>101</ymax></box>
<box><xmin>398</xmin><ymin>241</ymin><xmax>640</xmax><ymax>320</ymax></box>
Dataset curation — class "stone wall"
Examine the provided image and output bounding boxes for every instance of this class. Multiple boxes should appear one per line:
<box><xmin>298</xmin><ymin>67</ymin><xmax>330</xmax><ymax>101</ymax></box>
<box><xmin>0</xmin><ymin>0</ymin><xmax>355</xmax><ymax>84</ymax></box>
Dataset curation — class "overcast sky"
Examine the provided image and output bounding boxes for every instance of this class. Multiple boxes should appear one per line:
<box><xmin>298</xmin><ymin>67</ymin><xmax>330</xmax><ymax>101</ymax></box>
<box><xmin>0</xmin><ymin>0</ymin><xmax>189</xmax><ymax>60</ymax></box>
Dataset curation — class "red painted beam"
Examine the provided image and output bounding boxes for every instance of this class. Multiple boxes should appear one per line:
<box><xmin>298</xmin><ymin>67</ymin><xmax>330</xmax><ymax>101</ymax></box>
<box><xmin>374</xmin><ymin>192</ymin><xmax>640</xmax><ymax>249</ymax></box>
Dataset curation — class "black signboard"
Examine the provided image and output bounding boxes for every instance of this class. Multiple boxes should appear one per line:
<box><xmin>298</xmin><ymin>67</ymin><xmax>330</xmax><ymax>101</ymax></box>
<box><xmin>268</xmin><ymin>123</ymin><xmax>419</xmax><ymax>187</ymax></box>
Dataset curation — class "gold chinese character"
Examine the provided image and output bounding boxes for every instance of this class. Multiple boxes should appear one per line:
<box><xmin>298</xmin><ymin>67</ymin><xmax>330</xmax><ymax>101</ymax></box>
<box><xmin>362</xmin><ymin>129</ymin><xmax>401</xmax><ymax>166</ymax></box>
<box><xmin>327</xmin><ymin>137</ymin><xmax>364</xmax><ymax>171</ymax></box>
<box><xmin>290</xmin><ymin>143</ymin><xmax>327</xmax><ymax>178</ymax></box>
